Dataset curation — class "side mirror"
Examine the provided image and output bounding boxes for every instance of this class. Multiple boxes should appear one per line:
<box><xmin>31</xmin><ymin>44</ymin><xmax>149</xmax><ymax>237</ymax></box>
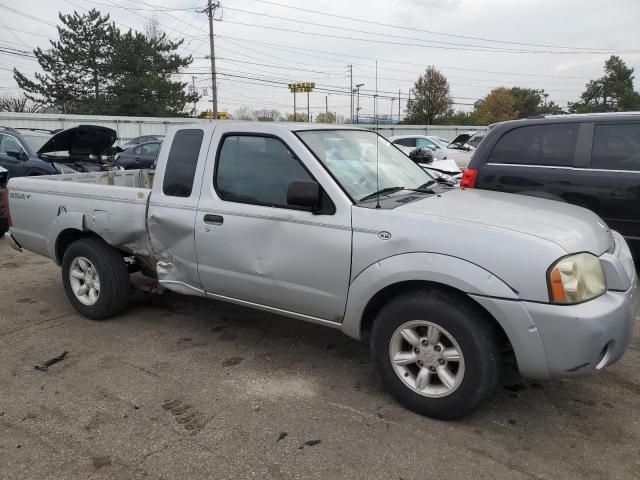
<box><xmin>6</xmin><ymin>149</ymin><xmax>24</xmax><ymax>160</ymax></box>
<box><xmin>287</xmin><ymin>180</ymin><xmax>321</xmax><ymax>210</ymax></box>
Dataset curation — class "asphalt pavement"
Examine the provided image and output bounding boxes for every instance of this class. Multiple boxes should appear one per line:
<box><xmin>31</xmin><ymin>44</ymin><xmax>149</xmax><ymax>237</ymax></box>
<box><xmin>1</xmin><ymin>236</ymin><xmax>639</xmax><ymax>480</ymax></box>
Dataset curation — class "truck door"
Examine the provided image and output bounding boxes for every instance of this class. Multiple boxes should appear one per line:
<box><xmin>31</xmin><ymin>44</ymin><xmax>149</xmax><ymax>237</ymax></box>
<box><xmin>147</xmin><ymin>128</ymin><xmax>210</xmax><ymax>295</ymax></box>
<box><xmin>195</xmin><ymin>126</ymin><xmax>352</xmax><ymax>322</ymax></box>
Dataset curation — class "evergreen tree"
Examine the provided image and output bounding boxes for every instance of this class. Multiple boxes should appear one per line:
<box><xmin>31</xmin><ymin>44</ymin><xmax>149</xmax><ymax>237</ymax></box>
<box><xmin>15</xmin><ymin>9</ymin><xmax>116</xmax><ymax>113</ymax></box>
<box><xmin>569</xmin><ymin>56</ymin><xmax>640</xmax><ymax>113</ymax></box>
<box><xmin>14</xmin><ymin>9</ymin><xmax>197</xmax><ymax>116</ymax></box>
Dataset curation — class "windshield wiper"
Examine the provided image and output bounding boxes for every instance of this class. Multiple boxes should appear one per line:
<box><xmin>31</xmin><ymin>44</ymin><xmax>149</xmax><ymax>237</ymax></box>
<box><xmin>359</xmin><ymin>186</ymin><xmax>406</xmax><ymax>203</ymax></box>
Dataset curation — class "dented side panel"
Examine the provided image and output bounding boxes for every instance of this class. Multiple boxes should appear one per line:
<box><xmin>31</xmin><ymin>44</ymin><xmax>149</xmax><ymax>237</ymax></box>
<box><xmin>7</xmin><ymin>171</ymin><xmax>153</xmax><ymax>261</ymax></box>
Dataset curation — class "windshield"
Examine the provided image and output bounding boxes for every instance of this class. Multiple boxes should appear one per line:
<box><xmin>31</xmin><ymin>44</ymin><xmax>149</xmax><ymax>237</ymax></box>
<box><xmin>297</xmin><ymin>130</ymin><xmax>434</xmax><ymax>202</ymax></box>
<box><xmin>21</xmin><ymin>133</ymin><xmax>52</xmax><ymax>152</ymax></box>
<box><xmin>427</xmin><ymin>136</ymin><xmax>450</xmax><ymax>149</ymax></box>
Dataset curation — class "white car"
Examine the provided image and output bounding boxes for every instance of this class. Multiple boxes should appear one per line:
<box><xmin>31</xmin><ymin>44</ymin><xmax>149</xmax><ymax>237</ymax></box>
<box><xmin>391</xmin><ymin>144</ymin><xmax>461</xmax><ymax>184</ymax></box>
<box><xmin>426</xmin><ymin>134</ymin><xmax>477</xmax><ymax>170</ymax></box>
<box><xmin>389</xmin><ymin>135</ymin><xmax>449</xmax><ymax>160</ymax></box>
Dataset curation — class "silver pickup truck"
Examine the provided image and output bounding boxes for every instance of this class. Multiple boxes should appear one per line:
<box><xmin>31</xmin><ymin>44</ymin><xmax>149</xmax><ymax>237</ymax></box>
<box><xmin>5</xmin><ymin>123</ymin><xmax>638</xmax><ymax>419</ymax></box>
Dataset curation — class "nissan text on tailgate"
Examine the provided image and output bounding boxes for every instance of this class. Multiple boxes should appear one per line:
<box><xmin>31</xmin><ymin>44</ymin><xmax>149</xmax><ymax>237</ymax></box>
<box><xmin>5</xmin><ymin>123</ymin><xmax>637</xmax><ymax>419</ymax></box>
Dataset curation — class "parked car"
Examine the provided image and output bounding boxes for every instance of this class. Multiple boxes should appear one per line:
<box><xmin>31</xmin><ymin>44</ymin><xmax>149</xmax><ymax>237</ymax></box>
<box><xmin>0</xmin><ymin>165</ymin><xmax>7</xmax><ymax>236</ymax></box>
<box><xmin>123</xmin><ymin>135</ymin><xmax>164</xmax><ymax>148</ymax></box>
<box><xmin>389</xmin><ymin>135</ymin><xmax>449</xmax><ymax>160</ymax></box>
<box><xmin>5</xmin><ymin>123</ymin><xmax>637</xmax><ymax>420</ymax></box>
<box><xmin>428</xmin><ymin>134</ymin><xmax>476</xmax><ymax>169</ymax></box>
<box><xmin>467</xmin><ymin>132</ymin><xmax>486</xmax><ymax>148</ymax></box>
<box><xmin>461</xmin><ymin>113</ymin><xmax>640</xmax><ymax>260</ymax></box>
<box><xmin>406</xmin><ymin>148</ymin><xmax>461</xmax><ymax>184</ymax></box>
<box><xmin>115</xmin><ymin>140</ymin><xmax>162</xmax><ymax>170</ymax></box>
<box><xmin>0</xmin><ymin>125</ymin><xmax>122</xmax><ymax>178</ymax></box>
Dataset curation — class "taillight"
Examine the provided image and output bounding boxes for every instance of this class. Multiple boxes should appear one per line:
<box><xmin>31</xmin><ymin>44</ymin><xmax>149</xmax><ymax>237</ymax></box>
<box><xmin>460</xmin><ymin>168</ymin><xmax>478</xmax><ymax>189</ymax></box>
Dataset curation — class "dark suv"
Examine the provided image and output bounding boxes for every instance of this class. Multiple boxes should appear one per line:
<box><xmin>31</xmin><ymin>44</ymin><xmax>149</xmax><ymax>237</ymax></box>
<box><xmin>461</xmin><ymin>113</ymin><xmax>640</xmax><ymax>258</ymax></box>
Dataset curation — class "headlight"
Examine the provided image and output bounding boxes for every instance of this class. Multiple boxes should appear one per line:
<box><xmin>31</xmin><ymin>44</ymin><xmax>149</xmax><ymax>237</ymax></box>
<box><xmin>548</xmin><ymin>253</ymin><xmax>606</xmax><ymax>304</ymax></box>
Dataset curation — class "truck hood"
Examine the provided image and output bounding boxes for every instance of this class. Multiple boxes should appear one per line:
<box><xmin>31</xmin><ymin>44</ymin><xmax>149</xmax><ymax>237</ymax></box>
<box><xmin>396</xmin><ymin>188</ymin><xmax>613</xmax><ymax>255</ymax></box>
<box><xmin>37</xmin><ymin>125</ymin><xmax>118</xmax><ymax>162</ymax></box>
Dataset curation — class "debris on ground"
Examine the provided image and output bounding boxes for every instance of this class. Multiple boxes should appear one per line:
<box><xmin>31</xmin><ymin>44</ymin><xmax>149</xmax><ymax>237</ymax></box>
<box><xmin>299</xmin><ymin>439</ymin><xmax>321</xmax><ymax>449</ymax></box>
<box><xmin>34</xmin><ymin>351</ymin><xmax>68</xmax><ymax>372</ymax></box>
<box><xmin>277</xmin><ymin>432</ymin><xmax>288</xmax><ymax>442</ymax></box>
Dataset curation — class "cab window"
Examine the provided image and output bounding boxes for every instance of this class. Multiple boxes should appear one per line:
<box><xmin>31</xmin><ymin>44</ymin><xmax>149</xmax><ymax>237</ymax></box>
<box><xmin>215</xmin><ymin>134</ymin><xmax>313</xmax><ymax>208</ymax></box>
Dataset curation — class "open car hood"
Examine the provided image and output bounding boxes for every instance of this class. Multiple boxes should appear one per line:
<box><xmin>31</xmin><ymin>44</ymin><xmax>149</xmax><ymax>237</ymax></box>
<box><xmin>448</xmin><ymin>131</ymin><xmax>476</xmax><ymax>148</ymax></box>
<box><xmin>37</xmin><ymin>125</ymin><xmax>118</xmax><ymax>162</ymax></box>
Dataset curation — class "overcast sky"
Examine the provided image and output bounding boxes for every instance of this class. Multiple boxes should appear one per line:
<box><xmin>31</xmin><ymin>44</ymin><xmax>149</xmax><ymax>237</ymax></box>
<box><xmin>1</xmin><ymin>0</ymin><xmax>639</xmax><ymax>120</ymax></box>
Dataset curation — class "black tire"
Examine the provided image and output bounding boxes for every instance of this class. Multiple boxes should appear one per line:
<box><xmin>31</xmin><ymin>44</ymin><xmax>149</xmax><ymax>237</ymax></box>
<box><xmin>0</xmin><ymin>217</ymin><xmax>8</xmax><ymax>237</ymax></box>
<box><xmin>371</xmin><ymin>288</ymin><xmax>500</xmax><ymax>420</ymax></box>
<box><xmin>61</xmin><ymin>237</ymin><xmax>130</xmax><ymax>320</ymax></box>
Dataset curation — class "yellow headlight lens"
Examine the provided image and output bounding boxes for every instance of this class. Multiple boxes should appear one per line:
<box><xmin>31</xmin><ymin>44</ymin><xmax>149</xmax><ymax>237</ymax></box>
<box><xmin>548</xmin><ymin>253</ymin><xmax>606</xmax><ymax>304</ymax></box>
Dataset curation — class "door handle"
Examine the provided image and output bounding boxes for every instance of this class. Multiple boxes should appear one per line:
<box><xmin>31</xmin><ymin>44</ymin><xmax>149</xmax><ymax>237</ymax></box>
<box><xmin>204</xmin><ymin>214</ymin><xmax>224</xmax><ymax>225</ymax></box>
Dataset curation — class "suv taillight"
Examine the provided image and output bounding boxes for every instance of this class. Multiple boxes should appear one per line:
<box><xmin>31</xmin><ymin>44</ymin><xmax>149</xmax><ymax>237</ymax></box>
<box><xmin>460</xmin><ymin>168</ymin><xmax>478</xmax><ymax>189</ymax></box>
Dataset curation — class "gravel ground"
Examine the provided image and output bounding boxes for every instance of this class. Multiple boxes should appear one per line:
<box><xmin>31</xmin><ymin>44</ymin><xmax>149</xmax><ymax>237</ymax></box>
<box><xmin>1</xmin><ymin>236</ymin><xmax>639</xmax><ymax>480</ymax></box>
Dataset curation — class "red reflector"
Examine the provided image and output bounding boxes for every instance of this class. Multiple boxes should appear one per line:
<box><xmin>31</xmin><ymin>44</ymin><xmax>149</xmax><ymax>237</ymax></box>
<box><xmin>460</xmin><ymin>168</ymin><xmax>478</xmax><ymax>189</ymax></box>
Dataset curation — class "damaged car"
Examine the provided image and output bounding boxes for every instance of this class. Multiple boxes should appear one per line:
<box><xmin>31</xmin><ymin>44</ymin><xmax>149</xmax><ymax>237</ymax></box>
<box><xmin>0</xmin><ymin>125</ymin><xmax>123</xmax><ymax>178</ymax></box>
<box><xmin>5</xmin><ymin>123</ymin><xmax>638</xmax><ymax>420</ymax></box>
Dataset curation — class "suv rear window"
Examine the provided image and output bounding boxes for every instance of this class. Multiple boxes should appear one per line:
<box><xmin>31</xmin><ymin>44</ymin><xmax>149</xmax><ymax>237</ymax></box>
<box><xmin>163</xmin><ymin>129</ymin><xmax>203</xmax><ymax>197</ymax></box>
<box><xmin>488</xmin><ymin>124</ymin><xmax>578</xmax><ymax>167</ymax></box>
<box><xmin>591</xmin><ymin>123</ymin><xmax>640</xmax><ymax>171</ymax></box>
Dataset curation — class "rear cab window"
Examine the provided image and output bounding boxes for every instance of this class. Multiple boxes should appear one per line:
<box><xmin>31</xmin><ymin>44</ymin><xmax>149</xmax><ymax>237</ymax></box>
<box><xmin>488</xmin><ymin>123</ymin><xmax>579</xmax><ymax>167</ymax></box>
<box><xmin>163</xmin><ymin>129</ymin><xmax>204</xmax><ymax>197</ymax></box>
<box><xmin>591</xmin><ymin>123</ymin><xmax>640</xmax><ymax>171</ymax></box>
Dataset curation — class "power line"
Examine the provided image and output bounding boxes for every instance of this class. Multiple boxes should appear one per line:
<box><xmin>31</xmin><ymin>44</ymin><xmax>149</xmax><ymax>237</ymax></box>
<box><xmin>222</xmin><ymin>5</ymin><xmax>634</xmax><ymax>55</ymax></box>
<box><xmin>218</xmin><ymin>35</ymin><xmax>593</xmax><ymax>80</ymax></box>
<box><xmin>250</xmin><ymin>0</ymin><xmax>633</xmax><ymax>53</ymax></box>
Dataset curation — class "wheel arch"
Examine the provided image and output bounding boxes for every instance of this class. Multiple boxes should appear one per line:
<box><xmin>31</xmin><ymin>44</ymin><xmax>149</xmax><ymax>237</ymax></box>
<box><xmin>342</xmin><ymin>252</ymin><xmax>519</xmax><ymax>342</ymax></box>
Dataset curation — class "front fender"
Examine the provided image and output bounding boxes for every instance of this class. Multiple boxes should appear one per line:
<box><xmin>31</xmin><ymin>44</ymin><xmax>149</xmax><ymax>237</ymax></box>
<box><xmin>48</xmin><ymin>211</ymin><xmax>85</xmax><ymax>264</ymax></box>
<box><xmin>341</xmin><ymin>252</ymin><xmax>518</xmax><ymax>339</ymax></box>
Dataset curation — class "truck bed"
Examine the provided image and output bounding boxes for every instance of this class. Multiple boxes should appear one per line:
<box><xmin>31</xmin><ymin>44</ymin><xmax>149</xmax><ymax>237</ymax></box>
<box><xmin>7</xmin><ymin>170</ymin><xmax>155</xmax><ymax>262</ymax></box>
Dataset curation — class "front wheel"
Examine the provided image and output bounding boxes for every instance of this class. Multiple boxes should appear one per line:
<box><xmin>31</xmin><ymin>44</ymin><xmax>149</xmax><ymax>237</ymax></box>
<box><xmin>61</xmin><ymin>237</ymin><xmax>130</xmax><ymax>320</ymax></box>
<box><xmin>371</xmin><ymin>288</ymin><xmax>501</xmax><ymax>420</ymax></box>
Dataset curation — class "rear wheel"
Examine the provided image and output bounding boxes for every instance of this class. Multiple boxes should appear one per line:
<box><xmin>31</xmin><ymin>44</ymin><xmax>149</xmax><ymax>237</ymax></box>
<box><xmin>61</xmin><ymin>237</ymin><xmax>130</xmax><ymax>319</ymax></box>
<box><xmin>371</xmin><ymin>288</ymin><xmax>501</xmax><ymax>420</ymax></box>
<box><xmin>0</xmin><ymin>217</ymin><xmax>8</xmax><ymax>236</ymax></box>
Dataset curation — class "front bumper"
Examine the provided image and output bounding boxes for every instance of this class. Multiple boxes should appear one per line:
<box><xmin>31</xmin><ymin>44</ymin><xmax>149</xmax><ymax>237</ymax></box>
<box><xmin>471</xmin><ymin>233</ymin><xmax>638</xmax><ymax>380</ymax></box>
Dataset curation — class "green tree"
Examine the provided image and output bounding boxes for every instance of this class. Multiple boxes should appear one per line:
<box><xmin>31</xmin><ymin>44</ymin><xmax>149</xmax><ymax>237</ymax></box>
<box><xmin>436</xmin><ymin>109</ymin><xmax>480</xmax><ymax>125</ymax></box>
<box><xmin>15</xmin><ymin>9</ymin><xmax>116</xmax><ymax>113</ymax></box>
<box><xmin>405</xmin><ymin>66</ymin><xmax>452</xmax><ymax>124</ymax></box>
<box><xmin>475</xmin><ymin>87</ymin><xmax>518</xmax><ymax>124</ymax></box>
<box><xmin>315</xmin><ymin>111</ymin><xmax>336</xmax><ymax>123</ymax></box>
<box><xmin>108</xmin><ymin>28</ymin><xmax>197</xmax><ymax>116</ymax></box>
<box><xmin>14</xmin><ymin>9</ymin><xmax>197</xmax><ymax>116</ymax></box>
<box><xmin>569</xmin><ymin>56</ymin><xmax>640</xmax><ymax>113</ymax></box>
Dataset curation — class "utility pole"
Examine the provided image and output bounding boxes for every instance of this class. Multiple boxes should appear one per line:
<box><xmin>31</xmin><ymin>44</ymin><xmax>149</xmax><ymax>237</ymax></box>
<box><xmin>204</xmin><ymin>0</ymin><xmax>221</xmax><ymax>120</ymax></box>
<box><xmin>192</xmin><ymin>75</ymin><xmax>197</xmax><ymax>117</ymax></box>
<box><xmin>355</xmin><ymin>83</ymin><xmax>364</xmax><ymax>124</ymax></box>
<box><xmin>349</xmin><ymin>65</ymin><xmax>353</xmax><ymax>124</ymax></box>
<box><xmin>307</xmin><ymin>90</ymin><xmax>310</xmax><ymax>123</ymax></box>
<box><xmin>325</xmin><ymin>95</ymin><xmax>328</xmax><ymax>115</ymax></box>
<box><xmin>398</xmin><ymin>89</ymin><xmax>401</xmax><ymax>121</ymax></box>
<box><xmin>390</xmin><ymin>97</ymin><xmax>395</xmax><ymax>124</ymax></box>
